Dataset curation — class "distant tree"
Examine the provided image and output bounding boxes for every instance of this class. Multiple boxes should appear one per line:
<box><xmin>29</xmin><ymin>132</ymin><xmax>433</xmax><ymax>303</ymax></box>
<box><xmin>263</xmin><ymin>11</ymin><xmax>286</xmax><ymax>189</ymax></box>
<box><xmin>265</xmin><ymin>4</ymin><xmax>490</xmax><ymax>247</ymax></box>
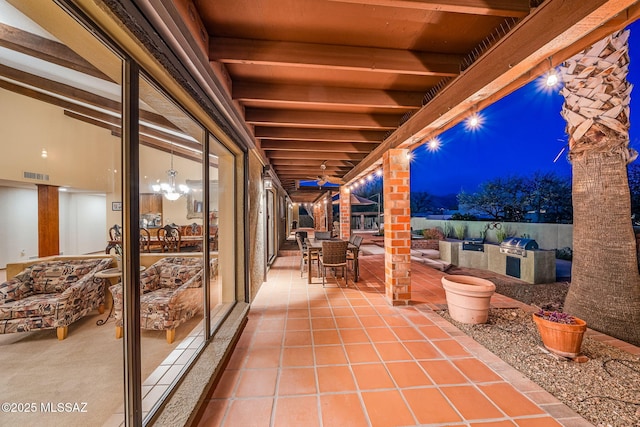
<box><xmin>450</xmin><ymin>213</ymin><xmax>478</xmax><ymax>221</ymax></box>
<box><xmin>628</xmin><ymin>162</ymin><xmax>640</xmax><ymax>220</ymax></box>
<box><xmin>524</xmin><ymin>172</ymin><xmax>572</xmax><ymax>223</ymax></box>
<box><xmin>458</xmin><ymin>173</ymin><xmax>572</xmax><ymax>223</ymax></box>
<box><xmin>354</xmin><ymin>178</ymin><xmax>382</xmax><ymax>199</ymax></box>
<box><xmin>457</xmin><ymin>176</ymin><xmax>529</xmax><ymax>221</ymax></box>
<box><xmin>410</xmin><ymin>191</ymin><xmax>433</xmax><ymax>213</ymax></box>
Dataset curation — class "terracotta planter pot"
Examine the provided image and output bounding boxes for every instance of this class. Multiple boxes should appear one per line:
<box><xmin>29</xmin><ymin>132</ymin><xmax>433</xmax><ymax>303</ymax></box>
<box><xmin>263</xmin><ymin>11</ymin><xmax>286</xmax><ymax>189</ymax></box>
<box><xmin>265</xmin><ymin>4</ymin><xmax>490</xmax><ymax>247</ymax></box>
<box><xmin>441</xmin><ymin>275</ymin><xmax>496</xmax><ymax>324</ymax></box>
<box><xmin>532</xmin><ymin>313</ymin><xmax>587</xmax><ymax>358</ymax></box>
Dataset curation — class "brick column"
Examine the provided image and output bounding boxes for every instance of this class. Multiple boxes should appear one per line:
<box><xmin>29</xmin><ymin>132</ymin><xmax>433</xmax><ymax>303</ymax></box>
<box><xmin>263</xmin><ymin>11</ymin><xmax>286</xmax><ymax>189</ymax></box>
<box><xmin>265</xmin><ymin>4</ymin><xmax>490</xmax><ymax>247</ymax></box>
<box><xmin>325</xmin><ymin>195</ymin><xmax>333</xmax><ymax>233</ymax></box>
<box><xmin>339</xmin><ymin>186</ymin><xmax>351</xmax><ymax>241</ymax></box>
<box><xmin>313</xmin><ymin>198</ymin><xmax>328</xmax><ymax>231</ymax></box>
<box><xmin>383</xmin><ymin>149</ymin><xmax>411</xmax><ymax>305</ymax></box>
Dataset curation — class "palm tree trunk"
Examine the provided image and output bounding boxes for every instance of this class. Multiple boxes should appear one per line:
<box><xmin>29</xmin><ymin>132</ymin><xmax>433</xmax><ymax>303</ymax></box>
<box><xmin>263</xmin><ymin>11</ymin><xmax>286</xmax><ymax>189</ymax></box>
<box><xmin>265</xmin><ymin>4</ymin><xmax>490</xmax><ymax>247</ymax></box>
<box><xmin>561</xmin><ymin>30</ymin><xmax>640</xmax><ymax>346</ymax></box>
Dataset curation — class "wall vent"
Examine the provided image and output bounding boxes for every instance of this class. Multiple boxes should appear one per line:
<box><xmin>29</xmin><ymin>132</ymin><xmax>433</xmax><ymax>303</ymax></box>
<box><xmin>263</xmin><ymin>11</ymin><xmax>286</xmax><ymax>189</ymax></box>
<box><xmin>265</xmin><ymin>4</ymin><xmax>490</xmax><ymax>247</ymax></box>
<box><xmin>23</xmin><ymin>171</ymin><xmax>50</xmax><ymax>181</ymax></box>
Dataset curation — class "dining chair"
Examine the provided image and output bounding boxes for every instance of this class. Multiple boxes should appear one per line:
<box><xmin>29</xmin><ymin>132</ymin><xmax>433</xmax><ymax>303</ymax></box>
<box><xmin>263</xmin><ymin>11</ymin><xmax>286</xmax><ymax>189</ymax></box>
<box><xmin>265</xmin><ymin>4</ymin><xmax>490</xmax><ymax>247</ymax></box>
<box><xmin>297</xmin><ymin>235</ymin><xmax>319</xmax><ymax>277</ymax></box>
<box><xmin>320</xmin><ymin>240</ymin><xmax>349</xmax><ymax>287</ymax></box>
<box><xmin>157</xmin><ymin>224</ymin><xmax>181</xmax><ymax>252</ymax></box>
<box><xmin>139</xmin><ymin>227</ymin><xmax>151</xmax><ymax>253</ymax></box>
<box><xmin>109</xmin><ymin>224</ymin><xmax>122</xmax><ymax>241</ymax></box>
<box><xmin>314</xmin><ymin>231</ymin><xmax>331</xmax><ymax>240</ymax></box>
<box><xmin>347</xmin><ymin>235</ymin><xmax>363</xmax><ymax>278</ymax></box>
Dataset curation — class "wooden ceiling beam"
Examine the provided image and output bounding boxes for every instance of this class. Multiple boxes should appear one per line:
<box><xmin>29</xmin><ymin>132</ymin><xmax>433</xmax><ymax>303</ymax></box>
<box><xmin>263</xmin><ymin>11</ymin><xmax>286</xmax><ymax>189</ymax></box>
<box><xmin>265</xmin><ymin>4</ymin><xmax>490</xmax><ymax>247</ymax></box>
<box><xmin>274</xmin><ymin>166</ymin><xmax>350</xmax><ymax>173</ymax></box>
<box><xmin>255</xmin><ymin>127</ymin><xmax>386</xmax><ymax>142</ymax></box>
<box><xmin>261</xmin><ymin>140</ymin><xmax>377</xmax><ymax>153</ymax></box>
<box><xmin>211</xmin><ymin>37</ymin><xmax>462</xmax><ymax>77</ymax></box>
<box><xmin>266</xmin><ymin>151</ymin><xmax>367</xmax><ymax>161</ymax></box>
<box><xmin>0</xmin><ymin>66</ymin><xmax>181</xmax><ymax>131</ymax></box>
<box><xmin>244</xmin><ymin>108</ymin><xmax>400</xmax><ymax>130</ymax></box>
<box><xmin>326</xmin><ymin>0</ymin><xmax>530</xmax><ymax>17</ymax></box>
<box><xmin>270</xmin><ymin>159</ymin><xmax>357</xmax><ymax>167</ymax></box>
<box><xmin>0</xmin><ymin>23</ymin><xmax>110</xmax><ymax>81</ymax></box>
<box><xmin>233</xmin><ymin>81</ymin><xmax>424</xmax><ymax>110</ymax></box>
<box><xmin>0</xmin><ymin>63</ymin><xmax>119</xmax><ymax>110</ymax></box>
<box><xmin>343</xmin><ymin>0</ymin><xmax>640</xmax><ymax>183</ymax></box>
<box><xmin>64</xmin><ymin>109</ymin><xmax>203</xmax><ymax>154</ymax></box>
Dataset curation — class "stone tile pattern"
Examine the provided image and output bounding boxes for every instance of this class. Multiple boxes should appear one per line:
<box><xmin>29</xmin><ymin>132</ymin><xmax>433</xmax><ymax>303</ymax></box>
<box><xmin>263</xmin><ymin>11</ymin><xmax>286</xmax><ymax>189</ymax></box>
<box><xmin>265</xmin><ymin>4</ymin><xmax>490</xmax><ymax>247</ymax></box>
<box><xmin>196</xmin><ymin>254</ymin><xmax>594</xmax><ymax>427</ymax></box>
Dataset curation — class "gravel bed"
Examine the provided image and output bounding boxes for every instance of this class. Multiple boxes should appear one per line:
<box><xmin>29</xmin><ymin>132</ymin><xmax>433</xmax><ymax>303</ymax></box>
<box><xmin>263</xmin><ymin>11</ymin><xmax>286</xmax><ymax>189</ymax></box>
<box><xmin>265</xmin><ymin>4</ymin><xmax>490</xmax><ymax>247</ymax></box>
<box><xmin>438</xmin><ymin>308</ymin><xmax>640</xmax><ymax>427</ymax></box>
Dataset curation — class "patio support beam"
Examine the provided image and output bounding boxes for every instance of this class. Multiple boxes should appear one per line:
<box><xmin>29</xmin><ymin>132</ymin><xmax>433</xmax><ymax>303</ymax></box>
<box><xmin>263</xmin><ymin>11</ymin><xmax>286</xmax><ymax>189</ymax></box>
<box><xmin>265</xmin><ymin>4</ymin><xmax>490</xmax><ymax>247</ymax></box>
<box><xmin>260</xmin><ymin>140</ymin><xmax>378</xmax><ymax>153</ymax></box>
<box><xmin>265</xmin><ymin>151</ymin><xmax>367</xmax><ymax>161</ymax></box>
<box><xmin>383</xmin><ymin>149</ymin><xmax>411</xmax><ymax>305</ymax></box>
<box><xmin>211</xmin><ymin>37</ymin><xmax>462</xmax><ymax>76</ymax></box>
<box><xmin>326</xmin><ymin>0</ymin><xmax>530</xmax><ymax>17</ymax></box>
<box><xmin>233</xmin><ymin>81</ymin><xmax>424</xmax><ymax>110</ymax></box>
<box><xmin>255</xmin><ymin>127</ymin><xmax>388</xmax><ymax>142</ymax></box>
<box><xmin>245</xmin><ymin>108</ymin><xmax>401</xmax><ymax>130</ymax></box>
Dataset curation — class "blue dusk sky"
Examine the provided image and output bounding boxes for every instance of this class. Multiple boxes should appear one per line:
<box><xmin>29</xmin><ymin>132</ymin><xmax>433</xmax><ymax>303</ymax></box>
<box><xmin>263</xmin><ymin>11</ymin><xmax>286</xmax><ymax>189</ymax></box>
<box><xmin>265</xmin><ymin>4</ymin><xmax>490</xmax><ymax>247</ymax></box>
<box><xmin>410</xmin><ymin>21</ymin><xmax>640</xmax><ymax>196</ymax></box>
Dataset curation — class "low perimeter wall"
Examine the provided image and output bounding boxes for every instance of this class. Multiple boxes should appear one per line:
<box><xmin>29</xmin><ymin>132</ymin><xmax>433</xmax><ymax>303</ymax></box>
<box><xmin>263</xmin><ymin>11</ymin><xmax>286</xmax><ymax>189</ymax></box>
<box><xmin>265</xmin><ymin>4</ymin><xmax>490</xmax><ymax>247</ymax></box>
<box><xmin>411</xmin><ymin>219</ymin><xmax>573</xmax><ymax>250</ymax></box>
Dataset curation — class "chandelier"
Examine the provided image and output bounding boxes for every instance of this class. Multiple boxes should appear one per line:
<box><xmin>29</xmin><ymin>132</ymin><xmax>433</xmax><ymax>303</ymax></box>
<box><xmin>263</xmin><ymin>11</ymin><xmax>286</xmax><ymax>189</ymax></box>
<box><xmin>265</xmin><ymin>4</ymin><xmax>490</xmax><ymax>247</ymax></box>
<box><xmin>152</xmin><ymin>145</ymin><xmax>189</xmax><ymax>201</ymax></box>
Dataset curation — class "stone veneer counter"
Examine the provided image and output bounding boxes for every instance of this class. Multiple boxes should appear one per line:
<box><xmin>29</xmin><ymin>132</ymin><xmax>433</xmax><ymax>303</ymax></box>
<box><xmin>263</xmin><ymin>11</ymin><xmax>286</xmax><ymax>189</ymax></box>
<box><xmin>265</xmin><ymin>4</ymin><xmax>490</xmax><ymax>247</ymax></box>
<box><xmin>439</xmin><ymin>240</ymin><xmax>556</xmax><ymax>284</ymax></box>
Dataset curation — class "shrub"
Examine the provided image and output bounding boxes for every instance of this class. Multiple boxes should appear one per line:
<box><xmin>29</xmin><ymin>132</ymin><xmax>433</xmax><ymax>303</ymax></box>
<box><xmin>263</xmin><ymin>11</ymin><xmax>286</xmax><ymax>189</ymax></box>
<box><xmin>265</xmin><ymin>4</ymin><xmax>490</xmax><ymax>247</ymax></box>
<box><xmin>450</xmin><ymin>213</ymin><xmax>477</xmax><ymax>221</ymax></box>
<box><xmin>454</xmin><ymin>224</ymin><xmax>466</xmax><ymax>240</ymax></box>
<box><xmin>556</xmin><ymin>247</ymin><xmax>573</xmax><ymax>260</ymax></box>
<box><xmin>421</xmin><ymin>228</ymin><xmax>445</xmax><ymax>240</ymax></box>
<box><xmin>443</xmin><ymin>222</ymin><xmax>453</xmax><ymax>238</ymax></box>
<box><xmin>534</xmin><ymin>309</ymin><xmax>578</xmax><ymax>325</ymax></box>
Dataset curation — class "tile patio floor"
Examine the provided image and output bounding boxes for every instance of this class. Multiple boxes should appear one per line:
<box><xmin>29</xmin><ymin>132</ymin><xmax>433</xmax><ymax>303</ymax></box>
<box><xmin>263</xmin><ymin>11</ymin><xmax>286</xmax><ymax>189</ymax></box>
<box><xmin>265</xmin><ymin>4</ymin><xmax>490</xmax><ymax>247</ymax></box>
<box><xmin>196</xmin><ymin>252</ymin><xmax>594</xmax><ymax>427</ymax></box>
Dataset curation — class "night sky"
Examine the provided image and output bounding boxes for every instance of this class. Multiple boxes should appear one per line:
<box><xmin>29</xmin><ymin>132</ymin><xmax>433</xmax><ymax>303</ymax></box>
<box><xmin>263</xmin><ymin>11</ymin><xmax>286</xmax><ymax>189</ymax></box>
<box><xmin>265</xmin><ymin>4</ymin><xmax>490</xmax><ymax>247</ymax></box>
<box><xmin>410</xmin><ymin>21</ymin><xmax>640</xmax><ymax>196</ymax></box>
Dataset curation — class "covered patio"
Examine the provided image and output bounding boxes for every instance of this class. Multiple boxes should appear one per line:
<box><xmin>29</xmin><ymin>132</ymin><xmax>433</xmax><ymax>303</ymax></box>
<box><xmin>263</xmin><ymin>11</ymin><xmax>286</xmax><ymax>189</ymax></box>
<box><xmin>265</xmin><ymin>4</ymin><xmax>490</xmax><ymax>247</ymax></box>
<box><xmin>195</xmin><ymin>251</ymin><xmax>637</xmax><ymax>426</ymax></box>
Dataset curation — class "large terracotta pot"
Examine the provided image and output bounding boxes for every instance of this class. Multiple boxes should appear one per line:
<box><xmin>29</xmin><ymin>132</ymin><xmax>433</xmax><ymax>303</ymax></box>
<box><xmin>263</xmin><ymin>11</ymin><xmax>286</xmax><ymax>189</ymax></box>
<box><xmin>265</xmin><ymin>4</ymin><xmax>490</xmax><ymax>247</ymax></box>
<box><xmin>441</xmin><ymin>275</ymin><xmax>496</xmax><ymax>324</ymax></box>
<box><xmin>532</xmin><ymin>313</ymin><xmax>587</xmax><ymax>358</ymax></box>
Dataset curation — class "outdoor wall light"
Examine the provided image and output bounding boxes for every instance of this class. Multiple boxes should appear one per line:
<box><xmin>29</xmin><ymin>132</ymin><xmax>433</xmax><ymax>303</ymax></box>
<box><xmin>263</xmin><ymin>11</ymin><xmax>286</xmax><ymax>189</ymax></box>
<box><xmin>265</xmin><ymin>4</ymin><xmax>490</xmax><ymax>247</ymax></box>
<box><xmin>546</xmin><ymin>69</ymin><xmax>559</xmax><ymax>87</ymax></box>
<box><xmin>427</xmin><ymin>137</ymin><xmax>442</xmax><ymax>152</ymax></box>
<box><xmin>465</xmin><ymin>112</ymin><xmax>483</xmax><ymax>131</ymax></box>
<box><xmin>545</xmin><ymin>56</ymin><xmax>559</xmax><ymax>87</ymax></box>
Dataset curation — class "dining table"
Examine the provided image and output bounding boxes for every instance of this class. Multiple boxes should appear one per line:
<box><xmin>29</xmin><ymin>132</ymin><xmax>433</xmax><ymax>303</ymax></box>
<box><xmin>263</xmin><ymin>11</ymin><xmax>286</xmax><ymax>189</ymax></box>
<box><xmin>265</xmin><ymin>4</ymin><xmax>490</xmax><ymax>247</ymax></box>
<box><xmin>305</xmin><ymin>238</ymin><xmax>360</xmax><ymax>284</ymax></box>
<box><xmin>107</xmin><ymin>235</ymin><xmax>206</xmax><ymax>253</ymax></box>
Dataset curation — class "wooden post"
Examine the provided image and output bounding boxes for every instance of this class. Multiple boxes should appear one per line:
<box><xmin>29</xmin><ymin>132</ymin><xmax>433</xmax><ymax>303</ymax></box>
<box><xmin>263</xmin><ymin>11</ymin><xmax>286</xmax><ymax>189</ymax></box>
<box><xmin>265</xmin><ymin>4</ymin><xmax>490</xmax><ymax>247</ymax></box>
<box><xmin>37</xmin><ymin>184</ymin><xmax>59</xmax><ymax>257</ymax></box>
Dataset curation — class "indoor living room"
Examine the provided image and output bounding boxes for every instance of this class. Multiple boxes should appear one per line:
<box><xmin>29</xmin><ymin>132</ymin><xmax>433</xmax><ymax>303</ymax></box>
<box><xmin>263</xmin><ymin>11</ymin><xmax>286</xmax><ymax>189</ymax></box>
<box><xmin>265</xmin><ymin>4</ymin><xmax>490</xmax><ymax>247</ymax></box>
<box><xmin>0</xmin><ymin>1</ymin><xmax>233</xmax><ymax>424</ymax></box>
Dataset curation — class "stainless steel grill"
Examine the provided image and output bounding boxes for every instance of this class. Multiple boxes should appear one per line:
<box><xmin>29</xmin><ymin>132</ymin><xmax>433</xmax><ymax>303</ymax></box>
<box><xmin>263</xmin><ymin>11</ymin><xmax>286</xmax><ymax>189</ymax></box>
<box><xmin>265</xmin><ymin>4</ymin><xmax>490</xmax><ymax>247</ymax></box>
<box><xmin>499</xmin><ymin>237</ymin><xmax>538</xmax><ymax>257</ymax></box>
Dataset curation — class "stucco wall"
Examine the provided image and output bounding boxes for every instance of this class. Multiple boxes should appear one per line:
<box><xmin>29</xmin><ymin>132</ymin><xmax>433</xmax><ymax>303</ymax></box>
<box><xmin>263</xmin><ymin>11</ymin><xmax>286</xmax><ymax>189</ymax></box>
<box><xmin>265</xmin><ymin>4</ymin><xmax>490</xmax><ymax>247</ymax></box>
<box><xmin>411</xmin><ymin>218</ymin><xmax>573</xmax><ymax>250</ymax></box>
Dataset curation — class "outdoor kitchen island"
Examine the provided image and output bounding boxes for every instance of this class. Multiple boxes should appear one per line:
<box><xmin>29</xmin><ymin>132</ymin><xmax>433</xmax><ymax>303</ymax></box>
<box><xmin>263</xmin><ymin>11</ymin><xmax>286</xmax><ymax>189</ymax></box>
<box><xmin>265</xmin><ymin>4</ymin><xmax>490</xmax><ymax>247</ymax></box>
<box><xmin>439</xmin><ymin>237</ymin><xmax>556</xmax><ymax>284</ymax></box>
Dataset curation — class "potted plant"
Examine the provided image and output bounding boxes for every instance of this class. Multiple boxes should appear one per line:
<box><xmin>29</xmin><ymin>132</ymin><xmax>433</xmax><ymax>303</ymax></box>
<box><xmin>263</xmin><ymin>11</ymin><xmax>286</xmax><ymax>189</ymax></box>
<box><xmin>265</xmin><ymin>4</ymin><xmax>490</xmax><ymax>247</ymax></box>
<box><xmin>532</xmin><ymin>309</ymin><xmax>587</xmax><ymax>358</ymax></box>
<box><xmin>441</xmin><ymin>275</ymin><xmax>495</xmax><ymax>324</ymax></box>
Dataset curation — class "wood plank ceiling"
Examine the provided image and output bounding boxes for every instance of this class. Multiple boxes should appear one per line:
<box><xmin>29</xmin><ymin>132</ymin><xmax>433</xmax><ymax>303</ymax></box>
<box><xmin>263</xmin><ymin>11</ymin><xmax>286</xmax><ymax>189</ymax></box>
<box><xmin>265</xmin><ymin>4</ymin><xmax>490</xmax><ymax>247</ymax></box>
<box><xmin>2</xmin><ymin>0</ymin><xmax>640</xmax><ymax>204</ymax></box>
<box><xmin>195</xmin><ymin>0</ymin><xmax>533</xmax><ymax>201</ymax></box>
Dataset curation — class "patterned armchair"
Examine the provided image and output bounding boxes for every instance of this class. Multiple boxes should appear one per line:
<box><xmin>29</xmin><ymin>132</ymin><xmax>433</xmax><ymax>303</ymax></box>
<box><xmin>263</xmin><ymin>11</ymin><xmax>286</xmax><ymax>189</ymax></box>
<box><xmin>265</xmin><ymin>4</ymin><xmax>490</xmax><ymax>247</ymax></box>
<box><xmin>110</xmin><ymin>256</ymin><xmax>207</xmax><ymax>344</ymax></box>
<box><xmin>0</xmin><ymin>258</ymin><xmax>113</xmax><ymax>340</ymax></box>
